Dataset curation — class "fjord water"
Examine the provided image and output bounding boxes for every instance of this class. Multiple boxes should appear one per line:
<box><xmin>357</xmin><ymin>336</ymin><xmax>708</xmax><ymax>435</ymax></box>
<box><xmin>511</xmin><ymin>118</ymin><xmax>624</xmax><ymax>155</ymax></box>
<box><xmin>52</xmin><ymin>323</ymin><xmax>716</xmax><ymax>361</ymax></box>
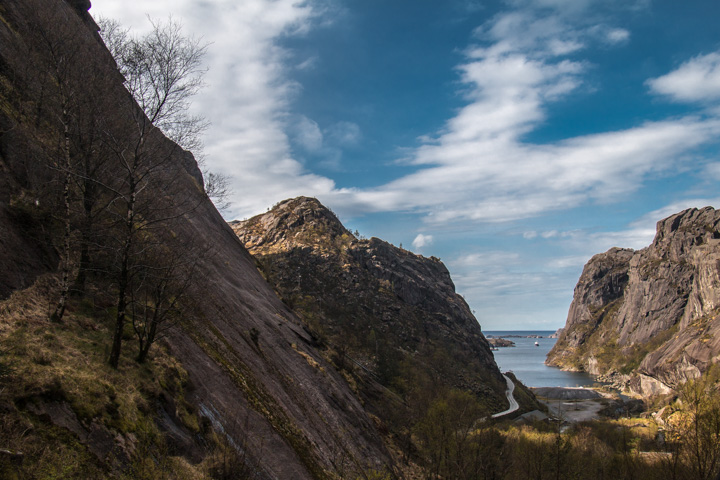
<box><xmin>485</xmin><ymin>330</ymin><xmax>597</xmax><ymax>388</ymax></box>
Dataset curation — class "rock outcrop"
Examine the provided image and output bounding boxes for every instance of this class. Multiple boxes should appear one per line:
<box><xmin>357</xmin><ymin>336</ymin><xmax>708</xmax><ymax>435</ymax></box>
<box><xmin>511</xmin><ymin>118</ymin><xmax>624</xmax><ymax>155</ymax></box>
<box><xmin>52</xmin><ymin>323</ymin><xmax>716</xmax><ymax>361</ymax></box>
<box><xmin>547</xmin><ymin>207</ymin><xmax>720</xmax><ymax>396</ymax></box>
<box><xmin>232</xmin><ymin>197</ymin><xmax>507</xmax><ymax>412</ymax></box>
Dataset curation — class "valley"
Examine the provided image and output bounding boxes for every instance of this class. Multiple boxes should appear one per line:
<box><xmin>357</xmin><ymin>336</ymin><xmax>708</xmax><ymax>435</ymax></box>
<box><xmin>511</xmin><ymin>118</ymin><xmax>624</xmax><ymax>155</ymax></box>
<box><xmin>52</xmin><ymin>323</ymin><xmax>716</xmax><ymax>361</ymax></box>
<box><xmin>0</xmin><ymin>0</ymin><xmax>719</xmax><ymax>479</ymax></box>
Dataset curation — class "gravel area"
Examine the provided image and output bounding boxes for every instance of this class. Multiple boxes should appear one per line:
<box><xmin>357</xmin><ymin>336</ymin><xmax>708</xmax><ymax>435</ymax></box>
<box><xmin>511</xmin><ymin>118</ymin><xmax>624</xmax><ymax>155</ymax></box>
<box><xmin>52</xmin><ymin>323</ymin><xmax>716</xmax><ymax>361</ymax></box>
<box><xmin>532</xmin><ymin>387</ymin><xmax>602</xmax><ymax>400</ymax></box>
<box><xmin>532</xmin><ymin>387</ymin><xmax>607</xmax><ymax>422</ymax></box>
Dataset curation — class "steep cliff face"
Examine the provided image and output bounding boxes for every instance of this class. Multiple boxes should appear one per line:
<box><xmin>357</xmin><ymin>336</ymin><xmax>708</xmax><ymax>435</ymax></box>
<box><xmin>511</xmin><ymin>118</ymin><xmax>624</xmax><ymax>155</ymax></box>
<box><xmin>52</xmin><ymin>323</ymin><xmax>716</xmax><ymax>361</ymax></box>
<box><xmin>0</xmin><ymin>1</ymin><xmax>393</xmax><ymax>477</ymax></box>
<box><xmin>548</xmin><ymin>207</ymin><xmax>720</xmax><ymax>396</ymax></box>
<box><xmin>231</xmin><ymin>197</ymin><xmax>507</xmax><ymax>412</ymax></box>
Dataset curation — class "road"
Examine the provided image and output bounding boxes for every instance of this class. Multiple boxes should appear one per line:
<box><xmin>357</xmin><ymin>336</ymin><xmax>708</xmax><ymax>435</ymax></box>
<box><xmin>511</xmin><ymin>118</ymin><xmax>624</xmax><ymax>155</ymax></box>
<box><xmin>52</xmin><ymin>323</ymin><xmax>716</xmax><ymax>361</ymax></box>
<box><xmin>491</xmin><ymin>374</ymin><xmax>519</xmax><ymax>418</ymax></box>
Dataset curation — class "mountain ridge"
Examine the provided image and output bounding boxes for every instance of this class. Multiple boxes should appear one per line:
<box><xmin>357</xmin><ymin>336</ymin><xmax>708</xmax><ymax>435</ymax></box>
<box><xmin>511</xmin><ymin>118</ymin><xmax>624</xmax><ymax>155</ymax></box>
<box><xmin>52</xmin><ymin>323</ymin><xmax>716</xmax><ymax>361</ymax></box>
<box><xmin>231</xmin><ymin>197</ymin><xmax>509</xmax><ymax>411</ymax></box>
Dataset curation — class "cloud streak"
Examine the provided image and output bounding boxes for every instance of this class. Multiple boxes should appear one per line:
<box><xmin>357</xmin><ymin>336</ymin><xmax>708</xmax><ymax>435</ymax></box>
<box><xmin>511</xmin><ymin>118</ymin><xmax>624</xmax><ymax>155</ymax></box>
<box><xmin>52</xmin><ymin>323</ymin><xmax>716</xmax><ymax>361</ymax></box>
<box><xmin>328</xmin><ymin>3</ymin><xmax>720</xmax><ymax>225</ymax></box>
<box><xmin>94</xmin><ymin>1</ymin><xmax>720</xmax><ymax>229</ymax></box>
<box><xmin>648</xmin><ymin>51</ymin><xmax>720</xmax><ymax>104</ymax></box>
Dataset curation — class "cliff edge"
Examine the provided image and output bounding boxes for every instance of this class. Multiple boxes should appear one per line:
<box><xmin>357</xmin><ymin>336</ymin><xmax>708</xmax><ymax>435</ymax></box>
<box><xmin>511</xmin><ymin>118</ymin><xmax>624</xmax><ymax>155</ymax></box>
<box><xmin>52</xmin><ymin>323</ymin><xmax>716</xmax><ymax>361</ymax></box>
<box><xmin>547</xmin><ymin>207</ymin><xmax>720</xmax><ymax>396</ymax></box>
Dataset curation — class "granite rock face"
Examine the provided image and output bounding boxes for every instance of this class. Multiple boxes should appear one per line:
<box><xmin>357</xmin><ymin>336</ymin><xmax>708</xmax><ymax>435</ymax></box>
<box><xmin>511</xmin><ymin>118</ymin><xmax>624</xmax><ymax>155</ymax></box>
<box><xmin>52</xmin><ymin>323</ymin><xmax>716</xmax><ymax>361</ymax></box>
<box><xmin>232</xmin><ymin>197</ymin><xmax>507</xmax><ymax>410</ymax></box>
<box><xmin>547</xmin><ymin>207</ymin><xmax>720</xmax><ymax>395</ymax></box>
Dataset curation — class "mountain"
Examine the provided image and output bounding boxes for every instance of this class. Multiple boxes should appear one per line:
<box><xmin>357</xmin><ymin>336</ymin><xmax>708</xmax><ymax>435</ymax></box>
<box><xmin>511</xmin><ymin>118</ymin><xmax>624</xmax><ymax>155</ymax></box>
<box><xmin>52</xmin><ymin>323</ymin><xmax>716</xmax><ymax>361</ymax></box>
<box><xmin>0</xmin><ymin>1</ymin><xmax>517</xmax><ymax>478</ymax></box>
<box><xmin>231</xmin><ymin>197</ymin><xmax>509</xmax><ymax>414</ymax></box>
<box><xmin>0</xmin><ymin>1</ymin><xmax>395</xmax><ymax>477</ymax></box>
<box><xmin>547</xmin><ymin>207</ymin><xmax>720</xmax><ymax>396</ymax></box>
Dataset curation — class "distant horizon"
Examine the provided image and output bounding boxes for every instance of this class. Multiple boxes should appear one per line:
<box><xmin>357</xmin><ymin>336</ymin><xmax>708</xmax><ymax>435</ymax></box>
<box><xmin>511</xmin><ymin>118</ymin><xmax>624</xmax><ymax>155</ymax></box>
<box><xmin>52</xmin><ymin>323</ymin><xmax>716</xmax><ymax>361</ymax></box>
<box><xmin>92</xmin><ymin>1</ymin><xmax>720</xmax><ymax>330</ymax></box>
<box><xmin>483</xmin><ymin>329</ymin><xmax>559</xmax><ymax>334</ymax></box>
<box><xmin>484</xmin><ymin>329</ymin><xmax>557</xmax><ymax>331</ymax></box>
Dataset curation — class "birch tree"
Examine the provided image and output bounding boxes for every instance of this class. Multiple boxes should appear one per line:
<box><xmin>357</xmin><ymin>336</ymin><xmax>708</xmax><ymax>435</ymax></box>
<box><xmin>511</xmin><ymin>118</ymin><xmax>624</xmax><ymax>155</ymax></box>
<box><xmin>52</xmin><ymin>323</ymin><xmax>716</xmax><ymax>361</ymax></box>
<box><xmin>99</xmin><ymin>17</ymin><xmax>209</xmax><ymax>368</ymax></box>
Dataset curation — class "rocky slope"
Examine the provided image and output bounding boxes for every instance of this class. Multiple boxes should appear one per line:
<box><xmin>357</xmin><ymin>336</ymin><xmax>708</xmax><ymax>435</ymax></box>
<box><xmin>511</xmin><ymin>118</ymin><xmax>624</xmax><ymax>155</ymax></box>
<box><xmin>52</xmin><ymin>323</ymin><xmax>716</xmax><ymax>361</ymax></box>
<box><xmin>547</xmin><ymin>207</ymin><xmax>720</xmax><ymax>396</ymax></box>
<box><xmin>0</xmin><ymin>1</ymin><xmax>395</xmax><ymax>477</ymax></box>
<box><xmin>231</xmin><ymin>197</ymin><xmax>507</xmax><ymax>413</ymax></box>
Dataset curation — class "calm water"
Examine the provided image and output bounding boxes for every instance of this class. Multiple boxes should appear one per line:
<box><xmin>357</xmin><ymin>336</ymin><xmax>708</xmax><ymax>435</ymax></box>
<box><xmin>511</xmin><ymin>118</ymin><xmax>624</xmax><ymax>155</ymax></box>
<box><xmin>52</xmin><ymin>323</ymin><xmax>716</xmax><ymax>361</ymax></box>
<box><xmin>485</xmin><ymin>330</ymin><xmax>597</xmax><ymax>388</ymax></box>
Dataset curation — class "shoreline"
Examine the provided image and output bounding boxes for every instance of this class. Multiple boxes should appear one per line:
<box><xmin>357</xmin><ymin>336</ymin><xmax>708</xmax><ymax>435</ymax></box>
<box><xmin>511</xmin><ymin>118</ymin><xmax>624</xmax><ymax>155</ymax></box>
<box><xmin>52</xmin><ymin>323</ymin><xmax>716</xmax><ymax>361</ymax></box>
<box><xmin>531</xmin><ymin>386</ymin><xmax>614</xmax><ymax>422</ymax></box>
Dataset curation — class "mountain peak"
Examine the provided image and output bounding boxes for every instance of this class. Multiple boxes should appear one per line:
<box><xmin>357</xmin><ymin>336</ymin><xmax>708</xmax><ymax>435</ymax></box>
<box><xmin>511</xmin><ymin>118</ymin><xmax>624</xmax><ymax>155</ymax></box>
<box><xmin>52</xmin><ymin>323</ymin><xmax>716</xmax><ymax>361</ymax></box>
<box><xmin>231</xmin><ymin>196</ymin><xmax>352</xmax><ymax>253</ymax></box>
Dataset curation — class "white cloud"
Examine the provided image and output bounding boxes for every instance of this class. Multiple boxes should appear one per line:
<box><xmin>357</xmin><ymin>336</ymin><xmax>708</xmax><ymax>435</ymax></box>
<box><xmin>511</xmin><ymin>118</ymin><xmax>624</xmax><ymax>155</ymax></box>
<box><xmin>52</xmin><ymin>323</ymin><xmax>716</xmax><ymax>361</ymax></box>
<box><xmin>91</xmin><ymin>0</ymin><xmax>342</xmax><ymax>220</ymax></box>
<box><xmin>332</xmin><ymin>113</ymin><xmax>720</xmax><ymax>224</ymax></box>
<box><xmin>533</xmin><ymin>198</ymin><xmax>720</xmax><ymax>264</ymax></box>
<box><xmin>412</xmin><ymin>234</ymin><xmax>434</xmax><ymax>249</ymax></box>
<box><xmin>547</xmin><ymin>256</ymin><xmax>590</xmax><ymax>269</ymax></box>
<box><xmin>630</xmin><ymin>199</ymin><xmax>720</xmax><ymax>231</ymax></box>
<box><xmin>453</xmin><ymin>251</ymin><xmax>521</xmax><ymax>268</ymax></box>
<box><xmin>449</xmin><ymin>247</ymin><xmax>573</xmax><ymax>329</ymax></box>
<box><xmin>292</xmin><ymin>116</ymin><xmax>324</xmax><ymax>152</ymax></box>
<box><xmin>325</xmin><ymin>121</ymin><xmax>362</xmax><ymax>146</ymax></box>
<box><xmin>92</xmin><ymin>1</ymin><xmax>720</xmax><ymax>235</ymax></box>
<box><xmin>476</xmin><ymin>11</ymin><xmax>584</xmax><ymax>58</ymax></box>
<box><xmin>328</xmin><ymin>6</ymin><xmax>720</xmax><ymax>225</ymax></box>
<box><xmin>604</xmin><ymin>27</ymin><xmax>630</xmax><ymax>44</ymax></box>
<box><xmin>705</xmin><ymin>163</ymin><xmax>720</xmax><ymax>180</ymax></box>
<box><xmin>295</xmin><ymin>55</ymin><xmax>319</xmax><ymax>71</ymax></box>
<box><xmin>286</xmin><ymin>118</ymin><xmax>361</xmax><ymax>170</ymax></box>
<box><xmin>648</xmin><ymin>52</ymin><xmax>720</xmax><ymax>103</ymax></box>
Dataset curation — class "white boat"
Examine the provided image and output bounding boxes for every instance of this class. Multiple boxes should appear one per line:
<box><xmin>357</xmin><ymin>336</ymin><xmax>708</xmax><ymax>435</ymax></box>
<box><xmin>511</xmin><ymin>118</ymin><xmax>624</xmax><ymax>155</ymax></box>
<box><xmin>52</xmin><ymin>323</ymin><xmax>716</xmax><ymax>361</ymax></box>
<box><xmin>534</xmin><ymin>341</ymin><xmax>539</xmax><ymax>346</ymax></box>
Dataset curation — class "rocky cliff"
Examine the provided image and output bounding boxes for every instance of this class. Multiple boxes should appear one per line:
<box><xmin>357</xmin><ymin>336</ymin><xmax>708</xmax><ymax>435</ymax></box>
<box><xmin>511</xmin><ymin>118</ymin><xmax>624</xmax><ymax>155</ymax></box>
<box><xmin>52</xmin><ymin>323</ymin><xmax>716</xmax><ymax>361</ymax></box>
<box><xmin>0</xmin><ymin>1</ymin><xmax>395</xmax><ymax>477</ymax></box>
<box><xmin>231</xmin><ymin>197</ymin><xmax>507</xmax><ymax>412</ymax></box>
<box><xmin>547</xmin><ymin>207</ymin><xmax>720</xmax><ymax>396</ymax></box>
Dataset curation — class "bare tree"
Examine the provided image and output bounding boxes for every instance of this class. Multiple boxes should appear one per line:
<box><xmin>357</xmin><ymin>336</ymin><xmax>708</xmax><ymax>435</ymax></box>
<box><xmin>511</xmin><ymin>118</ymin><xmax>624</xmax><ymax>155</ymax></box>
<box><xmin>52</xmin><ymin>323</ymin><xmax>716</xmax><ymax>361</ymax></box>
<box><xmin>101</xmin><ymin>17</ymin><xmax>233</xmax><ymax>213</ymax></box>
<box><xmin>99</xmin><ymin>16</ymin><xmax>209</xmax><ymax>152</ymax></box>
<box><xmin>21</xmin><ymin>3</ymin><xmax>93</xmax><ymax>323</ymax></box>
<box><xmin>129</xmin><ymin>238</ymin><xmax>202</xmax><ymax>363</ymax></box>
<box><xmin>97</xmin><ymin>16</ymin><xmax>210</xmax><ymax>368</ymax></box>
<box><xmin>203</xmin><ymin>171</ymin><xmax>233</xmax><ymax>212</ymax></box>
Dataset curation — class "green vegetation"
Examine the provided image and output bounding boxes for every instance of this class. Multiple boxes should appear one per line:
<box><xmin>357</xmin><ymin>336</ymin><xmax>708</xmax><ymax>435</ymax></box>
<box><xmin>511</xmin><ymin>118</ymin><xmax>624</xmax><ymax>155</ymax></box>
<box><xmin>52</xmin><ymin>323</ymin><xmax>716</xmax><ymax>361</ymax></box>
<box><xmin>392</xmin><ymin>366</ymin><xmax>720</xmax><ymax>480</ymax></box>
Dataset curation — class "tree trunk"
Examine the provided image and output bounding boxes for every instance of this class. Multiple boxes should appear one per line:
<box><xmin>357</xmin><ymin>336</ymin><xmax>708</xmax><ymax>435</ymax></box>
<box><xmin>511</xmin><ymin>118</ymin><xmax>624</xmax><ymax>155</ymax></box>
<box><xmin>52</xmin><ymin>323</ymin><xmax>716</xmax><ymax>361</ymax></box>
<box><xmin>108</xmin><ymin>253</ymin><xmax>128</xmax><ymax>369</ymax></box>
<box><xmin>74</xmin><ymin>175</ymin><xmax>95</xmax><ymax>293</ymax></box>
<box><xmin>109</xmin><ymin>182</ymin><xmax>136</xmax><ymax>369</ymax></box>
<box><xmin>50</xmin><ymin>105</ymin><xmax>72</xmax><ymax>323</ymax></box>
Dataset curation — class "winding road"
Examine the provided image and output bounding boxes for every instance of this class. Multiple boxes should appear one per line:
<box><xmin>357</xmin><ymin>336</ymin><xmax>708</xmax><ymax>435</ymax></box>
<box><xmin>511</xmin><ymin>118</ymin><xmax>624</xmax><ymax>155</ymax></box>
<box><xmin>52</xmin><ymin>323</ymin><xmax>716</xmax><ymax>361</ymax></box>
<box><xmin>491</xmin><ymin>374</ymin><xmax>519</xmax><ymax>418</ymax></box>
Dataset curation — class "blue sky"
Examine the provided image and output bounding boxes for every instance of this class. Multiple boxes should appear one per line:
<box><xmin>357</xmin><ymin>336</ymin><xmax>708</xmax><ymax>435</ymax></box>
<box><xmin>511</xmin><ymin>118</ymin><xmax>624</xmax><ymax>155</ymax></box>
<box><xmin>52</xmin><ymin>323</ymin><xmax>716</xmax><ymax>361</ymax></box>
<box><xmin>92</xmin><ymin>0</ymin><xmax>720</xmax><ymax>330</ymax></box>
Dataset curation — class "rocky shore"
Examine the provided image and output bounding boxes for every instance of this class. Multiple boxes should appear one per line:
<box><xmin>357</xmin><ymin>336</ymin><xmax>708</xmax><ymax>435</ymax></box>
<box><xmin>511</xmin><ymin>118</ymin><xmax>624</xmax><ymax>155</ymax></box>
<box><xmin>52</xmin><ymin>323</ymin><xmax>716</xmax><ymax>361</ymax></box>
<box><xmin>488</xmin><ymin>337</ymin><xmax>516</xmax><ymax>348</ymax></box>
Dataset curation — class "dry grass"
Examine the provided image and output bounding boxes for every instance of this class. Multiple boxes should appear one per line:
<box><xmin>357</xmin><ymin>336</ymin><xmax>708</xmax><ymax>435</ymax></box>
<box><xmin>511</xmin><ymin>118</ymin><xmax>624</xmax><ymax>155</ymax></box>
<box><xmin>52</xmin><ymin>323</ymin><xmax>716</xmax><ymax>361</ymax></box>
<box><xmin>0</xmin><ymin>274</ymin><xmax>210</xmax><ymax>479</ymax></box>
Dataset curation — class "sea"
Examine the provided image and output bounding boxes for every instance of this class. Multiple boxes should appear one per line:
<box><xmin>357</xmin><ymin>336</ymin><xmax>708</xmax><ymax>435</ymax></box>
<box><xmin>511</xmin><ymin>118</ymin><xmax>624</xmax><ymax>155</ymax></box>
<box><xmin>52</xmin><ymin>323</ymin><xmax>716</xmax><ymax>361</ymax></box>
<box><xmin>484</xmin><ymin>330</ymin><xmax>598</xmax><ymax>388</ymax></box>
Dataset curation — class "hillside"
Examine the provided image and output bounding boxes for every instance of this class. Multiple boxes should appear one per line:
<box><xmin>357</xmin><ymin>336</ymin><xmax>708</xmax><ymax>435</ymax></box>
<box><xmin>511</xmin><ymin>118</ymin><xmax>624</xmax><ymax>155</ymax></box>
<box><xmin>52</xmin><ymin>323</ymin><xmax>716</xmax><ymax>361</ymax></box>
<box><xmin>547</xmin><ymin>207</ymin><xmax>720</xmax><ymax>396</ymax></box>
<box><xmin>231</xmin><ymin>197</ymin><xmax>508</xmax><ymax>414</ymax></box>
<box><xmin>0</xmin><ymin>1</ymin><xmax>395</xmax><ymax>477</ymax></box>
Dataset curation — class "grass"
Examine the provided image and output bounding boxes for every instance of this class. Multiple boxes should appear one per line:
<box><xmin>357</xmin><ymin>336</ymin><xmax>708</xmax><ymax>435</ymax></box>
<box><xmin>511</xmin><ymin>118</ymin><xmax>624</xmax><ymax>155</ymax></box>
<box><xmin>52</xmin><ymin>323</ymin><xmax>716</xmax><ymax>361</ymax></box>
<box><xmin>0</xmin><ymin>274</ymin><xmax>209</xmax><ymax>479</ymax></box>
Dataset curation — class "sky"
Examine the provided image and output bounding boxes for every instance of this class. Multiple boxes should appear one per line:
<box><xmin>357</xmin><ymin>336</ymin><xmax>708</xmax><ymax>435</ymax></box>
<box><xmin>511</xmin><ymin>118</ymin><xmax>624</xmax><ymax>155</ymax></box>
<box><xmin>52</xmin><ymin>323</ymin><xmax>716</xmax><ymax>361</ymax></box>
<box><xmin>91</xmin><ymin>0</ymin><xmax>720</xmax><ymax>331</ymax></box>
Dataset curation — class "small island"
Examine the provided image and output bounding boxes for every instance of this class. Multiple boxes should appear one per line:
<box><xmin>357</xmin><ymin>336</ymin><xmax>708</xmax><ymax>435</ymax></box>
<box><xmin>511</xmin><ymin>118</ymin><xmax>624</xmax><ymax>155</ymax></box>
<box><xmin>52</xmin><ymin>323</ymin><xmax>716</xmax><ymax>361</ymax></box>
<box><xmin>487</xmin><ymin>337</ymin><xmax>516</xmax><ymax>348</ymax></box>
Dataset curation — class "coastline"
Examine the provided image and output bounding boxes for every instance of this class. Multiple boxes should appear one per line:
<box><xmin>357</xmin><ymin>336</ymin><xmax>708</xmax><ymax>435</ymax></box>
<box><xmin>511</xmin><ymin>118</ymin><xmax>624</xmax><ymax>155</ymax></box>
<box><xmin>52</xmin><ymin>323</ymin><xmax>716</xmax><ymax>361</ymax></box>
<box><xmin>485</xmin><ymin>330</ymin><xmax>636</xmax><ymax>422</ymax></box>
<box><xmin>487</xmin><ymin>330</ymin><xmax>597</xmax><ymax>388</ymax></box>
